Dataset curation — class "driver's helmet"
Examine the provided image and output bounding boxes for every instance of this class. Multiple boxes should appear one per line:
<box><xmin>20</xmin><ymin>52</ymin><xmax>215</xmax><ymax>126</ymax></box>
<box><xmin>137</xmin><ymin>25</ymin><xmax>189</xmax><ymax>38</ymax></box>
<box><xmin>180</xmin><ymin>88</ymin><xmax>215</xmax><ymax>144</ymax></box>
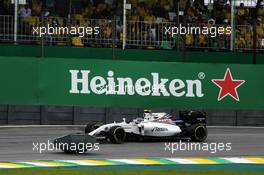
<box><xmin>143</xmin><ymin>109</ymin><xmax>152</xmax><ymax>120</ymax></box>
<box><xmin>143</xmin><ymin>109</ymin><xmax>152</xmax><ymax>113</ymax></box>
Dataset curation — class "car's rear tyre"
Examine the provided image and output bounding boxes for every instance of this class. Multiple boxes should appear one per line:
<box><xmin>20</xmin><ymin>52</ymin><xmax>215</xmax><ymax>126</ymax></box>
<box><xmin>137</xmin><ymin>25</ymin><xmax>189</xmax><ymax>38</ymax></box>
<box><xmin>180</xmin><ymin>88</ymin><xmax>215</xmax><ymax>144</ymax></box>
<box><xmin>188</xmin><ymin>124</ymin><xmax>207</xmax><ymax>142</ymax></box>
<box><xmin>108</xmin><ymin>126</ymin><xmax>126</xmax><ymax>144</ymax></box>
<box><xmin>85</xmin><ymin>122</ymin><xmax>102</xmax><ymax>134</ymax></box>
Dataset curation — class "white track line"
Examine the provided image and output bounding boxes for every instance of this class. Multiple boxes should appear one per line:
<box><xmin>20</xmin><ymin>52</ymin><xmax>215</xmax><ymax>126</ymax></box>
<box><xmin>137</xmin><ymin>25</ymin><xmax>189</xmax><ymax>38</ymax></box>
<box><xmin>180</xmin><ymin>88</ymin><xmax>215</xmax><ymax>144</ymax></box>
<box><xmin>18</xmin><ymin>162</ymin><xmax>57</xmax><ymax>167</ymax></box>
<box><xmin>108</xmin><ymin>159</ymin><xmax>147</xmax><ymax>165</ymax></box>
<box><xmin>166</xmin><ymin>158</ymin><xmax>197</xmax><ymax>164</ymax></box>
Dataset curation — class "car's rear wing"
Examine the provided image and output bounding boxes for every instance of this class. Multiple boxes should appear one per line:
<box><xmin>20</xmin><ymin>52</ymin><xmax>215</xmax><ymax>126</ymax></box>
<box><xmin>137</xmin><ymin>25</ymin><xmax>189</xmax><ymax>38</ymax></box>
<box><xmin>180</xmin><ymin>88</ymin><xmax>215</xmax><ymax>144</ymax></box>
<box><xmin>179</xmin><ymin>110</ymin><xmax>206</xmax><ymax>125</ymax></box>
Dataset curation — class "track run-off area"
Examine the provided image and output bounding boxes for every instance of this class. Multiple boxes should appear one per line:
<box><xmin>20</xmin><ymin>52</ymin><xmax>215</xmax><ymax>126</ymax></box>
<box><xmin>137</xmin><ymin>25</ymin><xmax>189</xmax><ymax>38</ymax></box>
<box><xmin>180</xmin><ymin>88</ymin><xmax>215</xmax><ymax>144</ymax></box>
<box><xmin>0</xmin><ymin>126</ymin><xmax>263</xmax><ymax>162</ymax></box>
<box><xmin>0</xmin><ymin>126</ymin><xmax>264</xmax><ymax>171</ymax></box>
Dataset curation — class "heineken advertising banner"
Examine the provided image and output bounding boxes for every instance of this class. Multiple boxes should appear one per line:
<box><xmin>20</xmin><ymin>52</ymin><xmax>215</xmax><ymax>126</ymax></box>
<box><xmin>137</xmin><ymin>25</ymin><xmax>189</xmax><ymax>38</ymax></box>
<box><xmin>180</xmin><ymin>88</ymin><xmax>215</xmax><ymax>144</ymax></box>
<box><xmin>0</xmin><ymin>57</ymin><xmax>263</xmax><ymax>109</ymax></box>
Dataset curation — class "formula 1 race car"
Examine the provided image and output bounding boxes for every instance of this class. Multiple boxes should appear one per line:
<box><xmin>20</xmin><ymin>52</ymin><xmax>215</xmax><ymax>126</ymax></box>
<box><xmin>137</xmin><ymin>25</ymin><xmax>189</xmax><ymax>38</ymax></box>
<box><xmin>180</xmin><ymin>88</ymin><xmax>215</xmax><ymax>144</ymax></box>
<box><xmin>84</xmin><ymin>110</ymin><xmax>208</xmax><ymax>144</ymax></box>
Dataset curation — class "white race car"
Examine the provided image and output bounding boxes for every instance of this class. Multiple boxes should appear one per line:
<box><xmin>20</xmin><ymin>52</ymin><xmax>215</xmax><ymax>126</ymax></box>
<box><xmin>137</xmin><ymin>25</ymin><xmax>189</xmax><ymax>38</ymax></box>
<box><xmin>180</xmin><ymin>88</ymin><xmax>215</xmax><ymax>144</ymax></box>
<box><xmin>84</xmin><ymin>110</ymin><xmax>208</xmax><ymax>143</ymax></box>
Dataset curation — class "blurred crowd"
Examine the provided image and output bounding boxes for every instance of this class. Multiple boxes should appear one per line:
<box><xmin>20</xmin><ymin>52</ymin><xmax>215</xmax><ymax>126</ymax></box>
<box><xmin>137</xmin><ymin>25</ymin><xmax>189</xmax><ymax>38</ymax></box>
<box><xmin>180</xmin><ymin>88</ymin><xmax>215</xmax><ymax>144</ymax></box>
<box><xmin>0</xmin><ymin>0</ymin><xmax>264</xmax><ymax>50</ymax></box>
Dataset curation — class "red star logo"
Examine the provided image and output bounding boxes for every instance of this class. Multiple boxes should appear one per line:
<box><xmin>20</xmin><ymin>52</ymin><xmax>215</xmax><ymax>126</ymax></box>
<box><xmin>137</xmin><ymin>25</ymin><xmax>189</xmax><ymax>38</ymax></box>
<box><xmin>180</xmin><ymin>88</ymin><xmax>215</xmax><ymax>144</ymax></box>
<box><xmin>212</xmin><ymin>68</ymin><xmax>245</xmax><ymax>101</ymax></box>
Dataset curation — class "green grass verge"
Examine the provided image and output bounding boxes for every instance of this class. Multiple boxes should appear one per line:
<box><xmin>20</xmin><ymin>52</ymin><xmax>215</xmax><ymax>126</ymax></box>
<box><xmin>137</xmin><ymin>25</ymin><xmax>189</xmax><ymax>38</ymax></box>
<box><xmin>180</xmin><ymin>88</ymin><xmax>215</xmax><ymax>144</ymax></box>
<box><xmin>1</xmin><ymin>169</ymin><xmax>264</xmax><ymax>175</ymax></box>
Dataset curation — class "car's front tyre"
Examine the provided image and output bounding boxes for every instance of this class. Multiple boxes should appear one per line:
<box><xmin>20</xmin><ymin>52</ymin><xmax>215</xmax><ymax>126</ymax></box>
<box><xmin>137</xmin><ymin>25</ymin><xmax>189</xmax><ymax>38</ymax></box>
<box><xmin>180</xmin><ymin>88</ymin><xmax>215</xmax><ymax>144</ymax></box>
<box><xmin>108</xmin><ymin>126</ymin><xmax>126</xmax><ymax>144</ymax></box>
